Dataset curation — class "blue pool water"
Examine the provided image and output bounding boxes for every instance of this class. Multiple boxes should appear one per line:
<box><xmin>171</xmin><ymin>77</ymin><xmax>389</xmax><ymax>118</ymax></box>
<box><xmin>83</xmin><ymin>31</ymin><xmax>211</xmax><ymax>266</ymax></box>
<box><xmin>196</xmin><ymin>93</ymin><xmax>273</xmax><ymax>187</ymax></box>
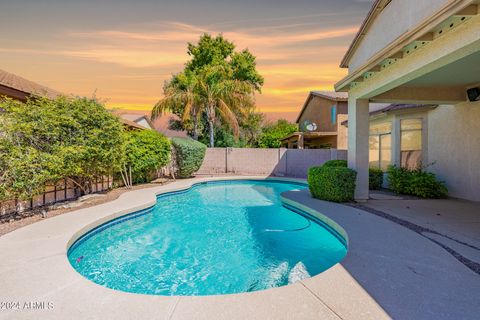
<box><xmin>68</xmin><ymin>180</ymin><xmax>347</xmax><ymax>296</ymax></box>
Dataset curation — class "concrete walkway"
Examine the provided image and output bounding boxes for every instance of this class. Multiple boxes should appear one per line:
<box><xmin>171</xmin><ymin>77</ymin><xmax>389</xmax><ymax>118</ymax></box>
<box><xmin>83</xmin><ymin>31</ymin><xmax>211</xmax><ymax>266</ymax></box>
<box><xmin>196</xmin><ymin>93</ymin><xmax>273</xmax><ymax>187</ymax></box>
<box><xmin>283</xmin><ymin>190</ymin><xmax>480</xmax><ymax>320</ymax></box>
<box><xmin>0</xmin><ymin>177</ymin><xmax>479</xmax><ymax>319</ymax></box>
<box><xmin>367</xmin><ymin>196</ymin><xmax>480</xmax><ymax>245</ymax></box>
<box><xmin>363</xmin><ymin>196</ymin><xmax>480</xmax><ymax>265</ymax></box>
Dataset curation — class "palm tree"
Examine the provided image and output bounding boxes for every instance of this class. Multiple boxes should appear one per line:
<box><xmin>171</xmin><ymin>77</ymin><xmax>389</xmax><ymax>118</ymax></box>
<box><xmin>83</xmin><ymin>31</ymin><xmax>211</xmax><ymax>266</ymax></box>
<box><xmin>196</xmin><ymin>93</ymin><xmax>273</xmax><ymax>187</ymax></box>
<box><xmin>153</xmin><ymin>66</ymin><xmax>255</xmax><ymax>147</ymax></box>
<box><xmin>195</xmin><ymin>65</ymin><xmax>255</xmax><ymax>147</ymax></box>
<box><xmin>152</xmin><ymin>71</ymin><xmax>202</xmax><ymax>140</ymax></box>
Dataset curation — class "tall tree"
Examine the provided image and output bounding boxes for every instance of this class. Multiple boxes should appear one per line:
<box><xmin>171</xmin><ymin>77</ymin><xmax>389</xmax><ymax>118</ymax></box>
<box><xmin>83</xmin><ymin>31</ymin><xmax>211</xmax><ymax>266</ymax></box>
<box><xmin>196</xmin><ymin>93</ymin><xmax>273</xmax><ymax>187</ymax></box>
<box><xmin>153</xmin><ymin>34</ymin><xmax>264</xmax><ymax>147</ymax></box>
<box><xmin>152</xmin><ymin>70</ymin><xmax>202</xmax><ymax>140</ymax></box>
<box><xmin>195</xmin><ymin>65</ymin><xmax>255</xmax><ymax>147</ymax></box>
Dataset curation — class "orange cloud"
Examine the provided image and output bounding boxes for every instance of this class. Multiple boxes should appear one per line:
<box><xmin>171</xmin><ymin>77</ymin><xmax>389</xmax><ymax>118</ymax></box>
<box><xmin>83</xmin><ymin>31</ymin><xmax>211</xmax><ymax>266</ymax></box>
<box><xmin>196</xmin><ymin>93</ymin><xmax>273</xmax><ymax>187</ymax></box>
<box><xmin>1</xmin><ymin>20</ymin><xmax>356</xmax><ymax>119</ymax></box>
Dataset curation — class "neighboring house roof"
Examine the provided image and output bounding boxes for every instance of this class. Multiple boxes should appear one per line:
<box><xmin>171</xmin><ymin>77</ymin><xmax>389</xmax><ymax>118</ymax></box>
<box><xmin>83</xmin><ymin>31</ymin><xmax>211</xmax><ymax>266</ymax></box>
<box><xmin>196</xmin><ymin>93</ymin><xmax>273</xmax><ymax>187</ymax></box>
<box><xmin>341</xmin><ymin>104</ymin><xmax>437</xmax><ymax>126</ymax></box>
<box><xmin>339</xmin><ymin>0</ymin><xmax>391</xmax><ymax>68</ymax></box>
<box><xmin>296</xmin><ymin>91</ymin><xmax>348</xmax><ymax>123</ymax></box>
<box><xmin>117</xmin><ymin>113</ymin><xmax>154</xmax><ymax>129</ymax></box>
<box><xmin>0</xmin><ymin>68</ymin><xmax>60</xmax><ymax>101</ymax></box>
<box><xmin>119</xmin><ymin>117</ymin><xmax>147</xmax><ymax>130</ymax></box>
<box><xmin>310</xmin><ymin>91</ymin><xmax>348</xmax><ymax>101</ymax></box>
<box><xmin>113</xmin><ymin>110</ymin><xmax>189</xmax><ymax>137</ymax></box>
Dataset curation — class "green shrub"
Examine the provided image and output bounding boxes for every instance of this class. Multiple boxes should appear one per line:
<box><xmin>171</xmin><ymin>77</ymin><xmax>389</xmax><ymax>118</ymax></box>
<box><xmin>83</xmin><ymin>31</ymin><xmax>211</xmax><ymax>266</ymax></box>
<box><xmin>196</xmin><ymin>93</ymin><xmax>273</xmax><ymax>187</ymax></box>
<box><xmin>321</xmin><ymin>160</ymin><xmax>385</xmax><ymax>190</ymax></box>
<box><xmin>171</xmin><ymin>137</ymin><xmax>207</xmax><ymax>178</ymax></box>
<box><xmin>308</xmin><ymin>166</ymin><xmax>357</xmax><ymax>202</ymax></box>
<box><xmin>322</xmin><ymin>160</ymin><xmax>348</xmax><ymax>167</ymax></box>
<box><xmin>0</xmin><ymin>96</ymin><xmax>125</xmax><ymax>199</ymax></box>
<box><xmin>369</xmin><ymin>167</ymin><xmax>384</xmax><ymax>190</ymax></box>
<box><xmin>387</xmin><ymin>165</ymin><xmax>448</xmax><ymax>198</ymax></box>
<box><xmin>124</xmin><ymin>130</ymin><xmax>171</xmax><ymax>183</ymax></box>
<box><xmin>258</xmin><ymin>119</ymin><xmax>297</xmax><ymax>148</ymax></box>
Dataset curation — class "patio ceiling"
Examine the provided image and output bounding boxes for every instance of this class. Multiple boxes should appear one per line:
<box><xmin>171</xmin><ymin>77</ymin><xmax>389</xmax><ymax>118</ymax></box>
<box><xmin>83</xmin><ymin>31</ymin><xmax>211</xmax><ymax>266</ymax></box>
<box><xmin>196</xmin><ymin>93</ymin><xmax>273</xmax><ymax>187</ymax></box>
<box><xmin>370</xmin><ymin>50</ymin><xmax>480</xmax><ymax>104</ymax></box>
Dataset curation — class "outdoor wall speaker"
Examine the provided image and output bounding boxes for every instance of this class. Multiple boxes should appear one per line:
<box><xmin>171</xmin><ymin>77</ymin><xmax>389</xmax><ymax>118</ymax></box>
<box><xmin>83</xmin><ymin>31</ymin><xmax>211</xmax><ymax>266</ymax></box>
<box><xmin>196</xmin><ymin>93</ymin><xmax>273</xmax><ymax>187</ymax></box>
<box><xmin>466</xmin><ymin>87</ymin><xmax>480</xmax><ymax>102</ymax></box>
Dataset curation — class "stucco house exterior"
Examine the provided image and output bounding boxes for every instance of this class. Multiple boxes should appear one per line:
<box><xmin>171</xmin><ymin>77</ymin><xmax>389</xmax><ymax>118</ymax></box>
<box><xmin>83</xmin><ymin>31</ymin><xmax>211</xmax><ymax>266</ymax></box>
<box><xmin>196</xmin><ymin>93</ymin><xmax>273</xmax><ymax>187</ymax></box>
<box><xmin>280</xmin><ymin>91</ymin><xmax>349</xmax><ymax>149</ymax></box>
<box><xmin>335</xmin><ymin>0</ymin><xmax>480</xmax><ymax>201</ymax></box>
<box><xmin>342</xmin><ymin>104</ymin><xmax>437</xmax><ymax>171</ymax></box>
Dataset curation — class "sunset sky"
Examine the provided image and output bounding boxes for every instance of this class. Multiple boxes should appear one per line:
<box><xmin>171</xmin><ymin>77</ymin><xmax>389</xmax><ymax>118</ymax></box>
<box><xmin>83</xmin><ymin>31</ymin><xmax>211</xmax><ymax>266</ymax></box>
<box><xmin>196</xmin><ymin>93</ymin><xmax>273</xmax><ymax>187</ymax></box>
<box><xmin>0</xmin><ymin>0</ymin><xmax>374</xmax><ymax>121</ymax></box>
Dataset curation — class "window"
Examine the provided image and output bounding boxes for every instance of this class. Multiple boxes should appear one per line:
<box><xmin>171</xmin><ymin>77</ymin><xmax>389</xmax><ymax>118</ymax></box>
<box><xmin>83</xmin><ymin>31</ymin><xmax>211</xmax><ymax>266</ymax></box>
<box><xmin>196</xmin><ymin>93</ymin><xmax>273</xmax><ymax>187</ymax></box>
<box><xmin>369</xmin><ymin>122</ymin><xmax>392</xmax><ymax>171</ymax></box>
<box><xmin>401</xmin><ymin>119</ymin><xmax>423</xmax><ymax>169</ymax></box>
<box><xmin>331</xmin><ymin>105</ymin><xmax>337</xmax><ymax>124</ymax></box>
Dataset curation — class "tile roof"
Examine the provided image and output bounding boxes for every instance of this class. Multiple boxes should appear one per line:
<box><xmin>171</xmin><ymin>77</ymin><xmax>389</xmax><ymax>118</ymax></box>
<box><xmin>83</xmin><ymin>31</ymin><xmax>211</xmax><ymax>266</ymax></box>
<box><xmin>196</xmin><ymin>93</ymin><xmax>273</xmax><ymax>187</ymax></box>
<box><xmin>112</xmin><ymin>109</ymin><xmax>188</xmax><ymax>137</ymax></box>
<box><xmin>310</xmin><ymin>91</ymin><xmax>349</xmax><ymax>101</ymax></box>
<box><xmin>119</xmin><ymin>118</ymin><xmax>147</xmax><ymax>130</ymax></box>
<box><xmin>0</xmin><ymin>68</ymin><xmax>60</xmax><ymax>99</ymax></box>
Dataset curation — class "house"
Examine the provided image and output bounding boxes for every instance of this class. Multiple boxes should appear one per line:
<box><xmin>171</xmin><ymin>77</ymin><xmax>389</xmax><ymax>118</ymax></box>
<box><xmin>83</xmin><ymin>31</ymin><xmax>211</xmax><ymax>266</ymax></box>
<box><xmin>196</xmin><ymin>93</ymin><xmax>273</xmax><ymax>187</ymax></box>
<box><xmin>335</xmin><ymin>0</ymin><xmax>480</xmax><ymax>201</ymax></box>
<box><xmin>280</xmin><ymin>91</ymin><xmax>349</xmax><ymax>149</ymax></box>
<box><xmin>118</xmin><ymin>117</ymin><xmax>148</xmax><ymax>130</ymax></box>
<box><xmin>116</xmin><ymin>113</ymin><xmax>154</xmax><ymax>130</ymax></box>
<box><xmin>0</xmin><ymin>68</ymin><xmax>60</xmax><ymax>101</ymax></box>
<box><xmin>0</xmin><ymin>68</ymin><xmax>148</xmax><ymax>132</ymax></box>
<box><xmin>114</xmin><ymin>111</ymin><xmax>188</xmax><ymax>137</ymax></box>
<box><xmin>342</xmin><ymin>103</ymin><xmax>437</xmax><ymax>171</ymax></box>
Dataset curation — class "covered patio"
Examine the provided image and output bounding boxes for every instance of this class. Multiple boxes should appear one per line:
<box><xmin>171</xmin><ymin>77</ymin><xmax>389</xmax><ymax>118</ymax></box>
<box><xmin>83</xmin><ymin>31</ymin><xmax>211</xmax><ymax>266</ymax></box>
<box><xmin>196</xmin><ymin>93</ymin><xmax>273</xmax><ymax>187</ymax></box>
<box><xmin>280</xmin><ymin>132</ymin><xmax>338</xmax><ymax>149</ymax></box>
<box><xmin>335</xmin><ymin>1</ymin><xmax>480</xmax><ymax>200</ymax></box>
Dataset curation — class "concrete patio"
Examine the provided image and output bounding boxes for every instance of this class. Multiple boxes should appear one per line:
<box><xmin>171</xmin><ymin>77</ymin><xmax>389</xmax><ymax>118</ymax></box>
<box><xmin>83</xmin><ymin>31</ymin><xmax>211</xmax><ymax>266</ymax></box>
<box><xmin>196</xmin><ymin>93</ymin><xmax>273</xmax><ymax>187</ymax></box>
<box><xmin>363</xmin><ymin>194</ymin><xmax>480</xmax><ymax>266</ymax></box>
<box><xmin>0</xmin><ymin>177</ymin><xmax>479</xmax><ymax>320</ymax></box>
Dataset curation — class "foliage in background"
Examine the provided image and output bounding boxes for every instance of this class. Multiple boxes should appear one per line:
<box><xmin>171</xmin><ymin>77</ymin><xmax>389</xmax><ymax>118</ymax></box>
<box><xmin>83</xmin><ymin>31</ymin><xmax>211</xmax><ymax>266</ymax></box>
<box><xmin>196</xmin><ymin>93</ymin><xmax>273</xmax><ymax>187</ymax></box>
<box><xmin>387</xmin><ymin>165</ymin><xmax>448</xmax><ymax>198</ymax></box>
<box><xmin>308</xmin><ymin>166</ymin><xmax>357</xmax><ymax>202</ymax></box>
<box><xmin>153</xmin><ymin>34</ymin><xmax>264</xmax><ymax>147</ymax></box>
<box><xmin>369</xmin><ymin>167</ymin><xmax>384</xmax><ymax>190</ymax></box>
<box><xmin>196</xmin><ymin>111</ymin><xmax>265</xmax><ymax>147</ymax></box>
<box><xmin>171</xmin><ymin>137</ymin><xmax>207</xmax><ymax>178</ymax></box>
<box><xmin>258</xmin><ymin>119</ymin><xmax>297</xmax><ymax>148</ymax></box>
<box><xmin>123</xmin><ymin>130</ymin><xmax>171</xmax><ymax>184</ymax></box>
<box><xmin>0</xmin><ymin>96</ymin><xmax>125</xmax><ymax>201</ymax></box>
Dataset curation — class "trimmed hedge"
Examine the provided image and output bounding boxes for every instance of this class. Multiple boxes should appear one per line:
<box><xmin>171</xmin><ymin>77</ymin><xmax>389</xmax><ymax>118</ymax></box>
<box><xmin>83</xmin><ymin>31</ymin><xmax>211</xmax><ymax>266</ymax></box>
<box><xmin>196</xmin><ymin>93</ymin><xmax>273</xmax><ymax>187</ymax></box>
<box><xmin>322</xmin><ymin>159</ymin><xmax>383</xmax><ymax>190</ymax></box>
<box><xmin>171</xmin><ymin>137</ymin><xmax>207</xmax><ymax>178</ymax></box>
<box><xmin>369</xmin><ymin>167</ymin><xmax>384</xmax><ymax>190</ymax></box>
<box><xmin>308</xmin><ymin>166</ymin><xmax>357</xmax><ymax>202</ymax></box>
<box><xmin>322</xmin><ymin>160</ymin><xmax>348</xmax><ymax>168</ymax></box>
<box><xmin>124</xmin><ymin>130</ymin><xmax>171</xmax><ymax>183</ymax></box>
<box><xmin>387</xmin><ymin>165</ymin><xmax>448</xmax><ymax>198</ymax></box>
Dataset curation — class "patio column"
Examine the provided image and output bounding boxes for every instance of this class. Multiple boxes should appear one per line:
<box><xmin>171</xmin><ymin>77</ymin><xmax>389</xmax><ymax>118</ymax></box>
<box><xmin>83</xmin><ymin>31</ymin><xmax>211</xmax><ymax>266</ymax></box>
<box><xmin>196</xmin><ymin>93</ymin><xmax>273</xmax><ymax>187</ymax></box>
<box><xmin>298</xmin><ymin>133</ymin><xmax>304</xmax><ymax>149</ymax></box>
<box><xmin>348</xmin><ymin>97</ymin><xmax>369</xmax><ymax>201</ymax></box>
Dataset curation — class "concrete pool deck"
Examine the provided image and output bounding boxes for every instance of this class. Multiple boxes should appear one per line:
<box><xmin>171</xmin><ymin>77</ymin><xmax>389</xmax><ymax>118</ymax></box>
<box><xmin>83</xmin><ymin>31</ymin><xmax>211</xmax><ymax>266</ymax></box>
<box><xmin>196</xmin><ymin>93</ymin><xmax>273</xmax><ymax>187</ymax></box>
<box><xmin>0</xmin><ymin>176</ymin><xmax>479</xmax><ymax>319</ymax></box>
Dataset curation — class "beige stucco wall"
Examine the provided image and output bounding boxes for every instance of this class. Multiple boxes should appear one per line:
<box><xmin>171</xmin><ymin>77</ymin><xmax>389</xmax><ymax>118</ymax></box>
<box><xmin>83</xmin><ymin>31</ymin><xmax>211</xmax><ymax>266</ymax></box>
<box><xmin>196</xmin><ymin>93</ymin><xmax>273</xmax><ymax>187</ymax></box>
<box><xmin>298</xmin><ymin>96</ymin><xmax>347</xmax><ymax>132</ymax></box>
<box><xmin>337</xmin><ymin>114</ymin><xmax>349</xmax><ymax>150</ymax></box>
<box><xmin>427</xmin><ymin>102</ymin><xmax>480</xmax><ymax>201</ymax></box>
<box><xmin>349</xmin><ymin>0</ymin><xmax>451</xmax><ymax>72</ymax></box>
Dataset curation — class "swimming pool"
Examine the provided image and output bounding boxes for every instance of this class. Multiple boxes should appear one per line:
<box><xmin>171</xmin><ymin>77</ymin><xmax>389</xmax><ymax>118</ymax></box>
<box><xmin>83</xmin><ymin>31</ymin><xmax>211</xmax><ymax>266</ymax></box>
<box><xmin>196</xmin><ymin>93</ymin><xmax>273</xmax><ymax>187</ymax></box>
<box><xmin>68</xmin><ymin>180</ymin><xmax>347</xmax><ymax>296</ymax></box>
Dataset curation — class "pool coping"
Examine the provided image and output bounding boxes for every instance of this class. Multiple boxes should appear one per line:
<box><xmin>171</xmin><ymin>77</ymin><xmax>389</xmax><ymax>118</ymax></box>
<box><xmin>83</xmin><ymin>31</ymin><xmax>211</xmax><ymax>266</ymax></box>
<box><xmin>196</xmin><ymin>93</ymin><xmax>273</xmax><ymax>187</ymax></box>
<box><xmin>0</xmin><ymin>176</ymin><xmax>390</xmax><ymax>320</ymax></box>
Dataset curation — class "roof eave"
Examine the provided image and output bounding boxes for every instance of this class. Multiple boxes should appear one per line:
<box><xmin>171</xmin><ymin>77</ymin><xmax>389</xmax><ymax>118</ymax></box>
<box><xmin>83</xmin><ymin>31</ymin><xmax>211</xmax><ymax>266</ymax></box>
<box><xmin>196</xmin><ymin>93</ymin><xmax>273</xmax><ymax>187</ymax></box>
<box><xmin>339</xmin><ymin>0</ymin><xmax>386</xmax><ymax>69</ymax></box>
<box><xmin>295</xmin><ymin>93</ymin><xmax>315</xmax><ymax>123</ymax></box>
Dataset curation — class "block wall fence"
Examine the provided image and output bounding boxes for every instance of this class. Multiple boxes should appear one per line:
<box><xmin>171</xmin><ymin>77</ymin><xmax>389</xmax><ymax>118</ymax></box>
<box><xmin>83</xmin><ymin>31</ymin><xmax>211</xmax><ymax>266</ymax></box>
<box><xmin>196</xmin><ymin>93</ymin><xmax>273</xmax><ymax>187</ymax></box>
<box><xmin>197</xmin><ymin>148</ymin><xmax>347</xmax><ymax>178</ymax></box>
